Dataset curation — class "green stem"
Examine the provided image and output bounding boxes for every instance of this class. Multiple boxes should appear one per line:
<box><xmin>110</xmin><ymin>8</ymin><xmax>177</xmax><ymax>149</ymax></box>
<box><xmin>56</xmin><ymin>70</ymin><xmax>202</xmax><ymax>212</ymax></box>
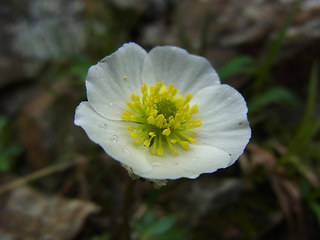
<box><xmin>122</xmin><ymin>177</ymin><xmax>137</xmax><ymax>240</ymax></box>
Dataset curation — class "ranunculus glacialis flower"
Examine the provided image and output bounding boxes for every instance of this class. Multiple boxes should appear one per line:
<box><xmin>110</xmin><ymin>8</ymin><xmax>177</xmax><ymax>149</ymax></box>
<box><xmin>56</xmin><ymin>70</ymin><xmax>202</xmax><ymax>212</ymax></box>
<box><xmin>74</xmin><ymin>43</ymin><xmax>251</xmax><ymax>180</ymax></box>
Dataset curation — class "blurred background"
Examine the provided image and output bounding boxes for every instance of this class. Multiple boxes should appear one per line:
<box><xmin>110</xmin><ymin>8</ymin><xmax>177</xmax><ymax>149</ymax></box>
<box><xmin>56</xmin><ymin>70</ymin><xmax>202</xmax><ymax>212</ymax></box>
<box><xmin>0</xmin><ymin>0</ymin><xmax>320</xmax><ymax>239</ymax></box>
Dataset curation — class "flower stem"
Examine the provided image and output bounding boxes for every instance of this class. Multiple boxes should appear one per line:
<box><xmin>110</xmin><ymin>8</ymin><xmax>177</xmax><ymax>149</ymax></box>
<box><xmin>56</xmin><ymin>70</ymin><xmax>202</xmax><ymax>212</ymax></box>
<box><xmin>122</xmin><ymin>177</ymin><xmax>137</xmax><ymax>240</ymax></box>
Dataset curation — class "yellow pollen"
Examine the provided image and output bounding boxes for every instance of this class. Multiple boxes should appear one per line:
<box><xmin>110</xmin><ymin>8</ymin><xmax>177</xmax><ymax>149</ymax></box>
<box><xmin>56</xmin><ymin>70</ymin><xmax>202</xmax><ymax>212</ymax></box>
<box><xmin>162</xmin><ymin>128</ymin><xmax>171</xmax><ymax>136</ymax></box>
<box><xmin>121</xmin><ymin>82</ymin><xmax>201</xmax><ymax>156</ymax></box>
<box><xmin>144</xmin><ymin>140</ymin><xmax>151</xmax><ymax>147</ymax></box>
<box><xmin>149</xmin><ymin>132</ymin><xmax>156</xmax><ymax>137</ymax></box>
<box><xmin>180</xmin><ymin>141</ymin><xmax>190</xmax><ymax>150</ymax></box>
<box><xmin>130</xmin><ymin>132</ymin><xmax>140</xmax><ymax>138</ymax></box>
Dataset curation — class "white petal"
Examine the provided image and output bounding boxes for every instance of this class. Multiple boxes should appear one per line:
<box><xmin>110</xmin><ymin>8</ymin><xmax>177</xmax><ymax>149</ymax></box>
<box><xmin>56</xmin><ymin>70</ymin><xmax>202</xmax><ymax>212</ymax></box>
<box><xmin>86</xmin><ymin>43</ymin><xmax>147</xmax><ymax>120</ymax></box>
<box><xmin>74</xmin><ymin>101</ymin><xmax>152</xmax><ymax>174</ymax></box>
<box><xmin>141</xmin><ymin>46</ymin><xmax>220</xmax><ymax>95</ymax></box>
<box><xmin>140</xmin><ymin>144</ymin><xmax>232</xmax><ymax>180</ymax></box>
<box><xmin>192</xmin><ymin>85</ymin><xmax>251</xmax><ymax>164</ymax></box>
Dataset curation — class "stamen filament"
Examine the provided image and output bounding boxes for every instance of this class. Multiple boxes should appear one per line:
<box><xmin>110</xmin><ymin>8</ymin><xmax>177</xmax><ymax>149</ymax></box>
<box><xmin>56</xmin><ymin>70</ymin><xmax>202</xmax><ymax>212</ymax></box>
<box><xmin>121</xmin><ymin>82</ymin><xmax>201</xmax><ymax>155</ymax></box>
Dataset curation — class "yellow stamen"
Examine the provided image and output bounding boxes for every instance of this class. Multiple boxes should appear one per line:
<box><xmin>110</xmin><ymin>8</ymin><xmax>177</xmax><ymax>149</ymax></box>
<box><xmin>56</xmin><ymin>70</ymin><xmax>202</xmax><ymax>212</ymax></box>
<box><xmin>130</xmin><ymin>132</ymin><xmax>140</xmax><ymax>138</ymax></box>
<box><xmin>121</xmin><ymin>82</ymin><xmax>201</xmax><ymax>156</ymax></box>
<box><xmin>180</xmin><ymin>141</ymin><xmax>190</xmax><ymax>150</ymax></box>
<box><xmin>162</xmin><ymin>128</ymin><xmax>171</xmax><ymax>136</ymax></box>
<box><xmin>170</xmin><ymin>139</ymin><xmax>177</xmax><ymax>144</ymax></box>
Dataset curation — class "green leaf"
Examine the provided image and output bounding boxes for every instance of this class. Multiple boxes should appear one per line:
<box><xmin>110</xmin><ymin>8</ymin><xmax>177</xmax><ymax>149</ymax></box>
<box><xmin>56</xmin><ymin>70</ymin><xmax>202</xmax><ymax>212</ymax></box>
<box><xmin>144</xmin><ymin>216</ymin><xmax>176</xmax><ymax>236</ymax></box>
<box><xmin>0</xmin><ymin>156</ymin><xmax>11</xmax><ymax>171</ymax></box>
<box><xmin>0</xmin><ymin>116</ymin><xmax>22</xmax><ymax>171</ymax></box>
<box><xmin>134</xmin><ymin>211</ymin><xmax>155</xmax><ymax>233</ymax></box>
<box><xmin>142</xmin><ymin>210</ymin><xmax>155</xmax><ymax>225</ymax></box>
<box><xmin>248</xmin><ymin>87</ymin><xmax>299</xmax><ymax>114</ymax></box>
<box><xmin>218</xmin><ymin>56</ymin><xmax>255</xmax><ymax>80</ymax></box>
<box><xmin>280</xmin><ymin>62</ymin><xmax>320</xmax><ymax>163</ymax></box>
<box><xmin>309</xmin><ymin>202</ymin><xmax>320</xmax><ymax>227</ymax></box>
<box><xmin>303</xmin><ymin>62</ymin><xmax>318</xmax><ymax>124</ymax></box>
<box><xmin>0</xmin><ymin>145</ymin><xmax>22</xmax><ymax>171</ymax></box>
<box><xmin>0</xmin><ymin>117</ymin><xmax>7</xmax><ymax>130</ymax></box>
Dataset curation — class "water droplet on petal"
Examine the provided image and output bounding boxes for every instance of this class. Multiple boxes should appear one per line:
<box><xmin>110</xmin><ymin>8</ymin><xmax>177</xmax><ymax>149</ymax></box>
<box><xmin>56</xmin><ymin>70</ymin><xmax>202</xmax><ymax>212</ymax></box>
<box><xmin>99</xmin><ymin>123</ymin><xmax>108</xmax><ymax>129</ymax></box>
<box><xmin>111</xmin><ymin>135</ymin><xmax>118</xmax><ymax>143</ymax></box>
<box><xmin>190</xmin><ymin>156</ymin><xmax>197</xmax><ymax>162</ymax></box>
<box><xmin>228</xmin><ymin>97</ymin><xmax>232</xmax><ymax>100</ymax></box>
<box><xmin>122</xmin><ymin>148</ymin><xmax>129</xmax><ymax>154</ymax></box>
<box><xmin>109</xmin><ymin>102</ymin><xmax>113</xmax><ymax>106</ymax></box>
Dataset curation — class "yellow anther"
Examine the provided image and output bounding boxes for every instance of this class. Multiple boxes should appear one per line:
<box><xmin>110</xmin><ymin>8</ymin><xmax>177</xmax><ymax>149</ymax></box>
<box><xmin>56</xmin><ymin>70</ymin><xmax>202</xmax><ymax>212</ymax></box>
<box><xmin>130</xmin><ymin>132</ymin><xmax>140</xmax><ymax>138</ymax></box>
<box><xmin>122</xmin><ymin>110</ymin><xmax>132</xmax><ymax>116</ymax></box>
<box><xmin>147</xmin><ymin>116</ymin><xmax>155</xmax><ymax>124</ymax></box>
<box><xmin>190</xmin><ymin>105</ymin><xmax>199</xmax><ymax>114</ymax></box>
<box><xmin>121</xmin><ymin>110</ymin><xmax>134</xmax><ymax>121</ymax></box>
<box><xmin>154</xmin><ymin>114</ymin><xmax>166</xmax><ymax>128</ymax></box>
<box><xmin>160</xmin><ymin>85</ymin><xmax>167</xmax><ymax>94</ymax></box>
<box><xmin>155</xmin><ymin>82</ymin><xmax>162</xmax><ymax>93</ymax></box>
<box><xmin>150</xmin><ymin>85</ymin><xmax>155</xmax><ymax>95</ymax></box>
<box><xmin>131</xmin><ymin>94</ymin><xmax>139</xmax><ymax>102</ymax></box>
<box><xmin>176</xmin><ymin>94</ymin><xmax>183</xmax><ymax>102</ymax></box>
<box><xmin>149</xmin><ymin>109</ymin><xmax>158</xmax><ymax>117</ymax></box>
<box><xmin>170</xmin><ymin>139</ymin><xmax>177</xmax><ymax>144</ymax></box>
<box><xmin>188</xmin><ymin>136</ymin><xmax>197</xmax><ymax>143</ymax></box>
<box><xmin>162</xmin><ymin>128</ymin><xmax>171</xmax><ymax>136</ymax></box>
<box><xmin>156</xmin><ymin>82</ymin><xmax>162</xmax><ymax>88</ymax></box>
<box><xmin>184</xmin><ymin>93</ymin><xmax>193</xmax><ymax>104</ymax></box>
<box><xmin>171</xmin><ymin>87</ymin><xmax>177</xmax><ymax>96</ymax></box>
<box><xmin>149</xmin><ymin>132</ymin><xmax>156</xmax><ymax>137</ymax></box>
<box><xmin>121</xmin><ymin>115</ymin><xmax>129</xmax><ymax>121</ymax></box>
<box><xmin>144</xmin><ymin>139</ymin><xmax>151</xmax><ymax>147</ymax></box>
<box><xmin>180</xmin><ymin>141</ymin><xmax>190</xmax><ymax>150</ymax></box>
<box><xmin>126</xmin><ymin>102</ymin><xmax>134</xmax><ymax>109</ymax></box>
<box><xmin>141</xmin><ymin>83</ymin><xmax>147</xmax><ymax>94</ymax></box>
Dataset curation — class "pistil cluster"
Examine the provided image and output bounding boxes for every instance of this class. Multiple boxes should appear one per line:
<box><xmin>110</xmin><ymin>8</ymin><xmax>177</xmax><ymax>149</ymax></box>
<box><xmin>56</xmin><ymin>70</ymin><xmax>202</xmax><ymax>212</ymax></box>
<box><xmin>121</xmin><ymin>82</ymin><xmax>201</xmax><ymax>156</ymax></box>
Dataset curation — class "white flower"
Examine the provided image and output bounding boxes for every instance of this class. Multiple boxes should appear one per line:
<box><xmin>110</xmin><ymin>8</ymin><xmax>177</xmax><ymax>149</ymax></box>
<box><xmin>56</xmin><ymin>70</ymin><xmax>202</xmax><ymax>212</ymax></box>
<box><xmin>74</xmin><ymin>43</ymin><xmax>251</xmax><ymax>180</ymax></box>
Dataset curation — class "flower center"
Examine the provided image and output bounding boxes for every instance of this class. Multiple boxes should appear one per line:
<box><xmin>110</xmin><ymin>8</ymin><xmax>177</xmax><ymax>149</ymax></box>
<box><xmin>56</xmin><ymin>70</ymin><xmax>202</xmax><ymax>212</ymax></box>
<box><xmin>155</xmin><ymin>99</ymin><xmax>178</xmax><ymax>119</ymax></box>
<box><xmin>121</xmin><ymin>82</ymin><xmax>201</xmax><ymax>156</ymax></box>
